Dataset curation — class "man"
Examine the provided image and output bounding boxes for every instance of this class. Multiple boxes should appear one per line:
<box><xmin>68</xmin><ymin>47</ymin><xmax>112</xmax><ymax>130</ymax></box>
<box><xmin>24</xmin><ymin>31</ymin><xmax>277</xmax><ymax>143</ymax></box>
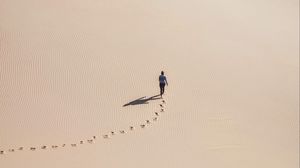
<box><xmin>159</xmin><ymin>71</ymin><xmax>168</xmax><ymax>97</ymax></box>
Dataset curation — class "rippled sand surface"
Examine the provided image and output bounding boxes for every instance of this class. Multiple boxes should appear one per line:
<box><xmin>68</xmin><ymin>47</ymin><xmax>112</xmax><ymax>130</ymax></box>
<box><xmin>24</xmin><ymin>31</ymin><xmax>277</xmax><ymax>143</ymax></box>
<box><xmin>0</xmin><ymin>0</ymin><xmax>299</xmax><ymax>168</ymax></box>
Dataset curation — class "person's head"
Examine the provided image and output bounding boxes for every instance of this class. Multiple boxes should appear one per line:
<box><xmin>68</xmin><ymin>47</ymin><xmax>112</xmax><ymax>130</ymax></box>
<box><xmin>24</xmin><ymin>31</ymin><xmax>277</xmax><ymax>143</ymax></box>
<box><xmin>161</xmin><ymin>71</ymin><xmax>164</xmax><ymax>75</ymax></box>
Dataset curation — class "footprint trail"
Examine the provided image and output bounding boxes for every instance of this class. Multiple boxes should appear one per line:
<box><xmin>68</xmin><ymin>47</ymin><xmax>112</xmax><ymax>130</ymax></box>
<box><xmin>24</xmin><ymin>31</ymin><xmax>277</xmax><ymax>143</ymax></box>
<box><xmin>0</xmin><ymin>99</ymin><xmax>167</xmax><ymax>155</ymax></box>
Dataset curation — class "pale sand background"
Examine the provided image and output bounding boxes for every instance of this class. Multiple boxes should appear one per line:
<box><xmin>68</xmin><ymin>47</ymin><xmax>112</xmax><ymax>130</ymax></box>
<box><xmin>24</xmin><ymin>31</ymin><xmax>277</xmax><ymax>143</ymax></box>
<box><xmin>0</xmin><ymin>0</ymin><xmax>299</xmax><ymax>168</ymax></box>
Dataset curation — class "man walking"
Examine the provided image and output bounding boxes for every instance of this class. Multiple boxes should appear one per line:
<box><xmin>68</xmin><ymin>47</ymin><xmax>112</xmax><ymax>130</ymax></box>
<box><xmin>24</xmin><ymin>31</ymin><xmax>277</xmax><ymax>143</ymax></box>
<box><xmin>159</xmin><ymin>71</ymin><xmax>168</xmax><ymax>97</ymax></box>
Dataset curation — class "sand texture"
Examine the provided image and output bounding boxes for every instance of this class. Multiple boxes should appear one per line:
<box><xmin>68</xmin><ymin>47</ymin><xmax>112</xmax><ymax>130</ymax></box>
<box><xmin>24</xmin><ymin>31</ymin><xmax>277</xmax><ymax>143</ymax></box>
<box><xmin>0</xmin><ymin>0</ymin><xmax>299</xmax><ymax>168</ymax></box>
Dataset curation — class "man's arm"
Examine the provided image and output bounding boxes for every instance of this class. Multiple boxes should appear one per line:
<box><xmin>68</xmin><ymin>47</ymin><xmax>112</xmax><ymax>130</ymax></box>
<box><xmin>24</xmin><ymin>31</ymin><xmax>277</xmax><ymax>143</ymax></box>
<box><xmin>165</xmin><ymin>77</ymin><xmax>168</xmax><ymax>86</ymax></box>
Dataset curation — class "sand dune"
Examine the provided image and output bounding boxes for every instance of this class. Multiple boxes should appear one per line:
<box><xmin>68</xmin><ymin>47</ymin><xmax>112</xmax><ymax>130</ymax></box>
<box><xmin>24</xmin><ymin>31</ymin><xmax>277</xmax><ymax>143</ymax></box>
<box><xmin>0</xmin><ymin>0</ymin><xmax>299</xmax><ymax>168</ymax></box>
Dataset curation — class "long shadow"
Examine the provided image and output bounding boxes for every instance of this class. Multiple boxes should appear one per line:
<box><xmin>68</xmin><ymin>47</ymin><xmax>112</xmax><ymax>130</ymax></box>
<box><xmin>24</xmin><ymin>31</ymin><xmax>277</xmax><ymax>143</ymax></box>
<box><xmin>123</xmin><ymin>94</ymin><xmax>161</xmax><ymax>107</ymax></box>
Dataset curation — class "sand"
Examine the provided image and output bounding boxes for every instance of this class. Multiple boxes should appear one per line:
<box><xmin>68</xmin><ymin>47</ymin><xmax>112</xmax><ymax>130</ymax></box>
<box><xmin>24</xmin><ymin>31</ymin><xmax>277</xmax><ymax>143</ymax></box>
<box><xmin>0</xmin><ymin>0</ymin><xmax>299</xmax><ymax>168</ymax></box>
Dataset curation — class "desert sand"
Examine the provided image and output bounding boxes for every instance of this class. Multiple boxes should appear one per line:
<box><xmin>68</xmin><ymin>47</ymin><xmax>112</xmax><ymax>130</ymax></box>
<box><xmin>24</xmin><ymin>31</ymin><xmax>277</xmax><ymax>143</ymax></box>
<box><xmin>0</xmin><ymin>0</ymin><xmax>299</xmax><ymax>168</ymax></box>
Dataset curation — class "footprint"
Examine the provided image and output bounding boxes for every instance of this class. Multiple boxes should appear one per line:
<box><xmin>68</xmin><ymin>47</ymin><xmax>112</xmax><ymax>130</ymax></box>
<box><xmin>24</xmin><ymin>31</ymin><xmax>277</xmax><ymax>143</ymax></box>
<box><xmin>52</xmin><ymin>145</ymin><xmax>58</xmax><ymax>149</ymax></box>
<box><xmin>93</xmin><ymin>136</ymin><xmax>97</xmax><ymax>139</ymax></box>
<box><xmin>71</xmin><ymin>144</ymin><xmax>77</xmax><ymax>147</ymax></box>
<box><xmin>140</xmin><ymin>124</ymin><xmax>146</xmax><ymax>128</ymax></box>
<box><xmin>162</xmin><ymin>100</ymin><xmax>166</xmax><ymax>103</ymax></box>
<box><xmin>18</xmin><ymin>147</ymin><xmax>24</xmax><ymax>150</ymax></box>
<box><xmin>30</xmin><ymin>147</ymin><xmax>36</xmax><ymax>151</ymax></box>
<box><xmin>0</xmin><ymin>151</ymin><xmax>5</xmax><ymax>154</ymax></box>
<box><xmin>111</xmin><ymin>131</ymin><xmax>115</xmax><ymax>135</ymax></box>
<box><xmin>146</xmin><ymin>120</ymin><xmax>151</xmax><ymax>124</ymax></box>
<box><xmin>62</xmin><ymin>144</ymin><xmax>66</xmax><ymax>147</ymax></box>
<box><xmin>103</xmin><ymin>135</ymin><xmax>109</xmax><ymax>139</ymax></box>
<box><xmin>41</xmin><ymin>146</ymin><xmax>47</xmax><ymax>149</ymax></box>
<box><xmin>129</xmin><ymin>126</ymin><xmax>134</xmax><ymax>130</ymax></box>
<box><xmin>155</xmin><ymin>112</ymin><xmax>159</xmax><ymax>116</ymax></box>
<box><xmin>8</xmin><ymin>149</ymin><xmax>15</xmax><ymax>152</ymax></box>
<box><xmin>153</xmin><ymin>117</ymin><xmax>158</xmax><ymax>121</ymax></box>
<box><xmin>160</xmin><ymin>109</ymin><xmax>164</xmax><ymax>112</ymax></box>
<box><xmin>160</xmin><ymin>104</ymin><xmax>164</xmax><ymax>108</ymax></box>
<box><xmin>80</xmin><ymin>141</ymin><xmax>84</xmax><ymax>144</ymax></box>
<box><xmin>120</xmin><ymin>130</ymin><xmax>125</xmax><ymax>134</ymax></box>
<box><xmin>87</xmin><ymin>140</ymin><xmax>94</xmax><ymax>143</ymax></box>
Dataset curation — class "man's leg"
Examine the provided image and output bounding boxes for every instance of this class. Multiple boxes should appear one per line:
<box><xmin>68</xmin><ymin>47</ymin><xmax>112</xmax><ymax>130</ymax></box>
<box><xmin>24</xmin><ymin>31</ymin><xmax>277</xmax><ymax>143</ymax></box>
<box><xmin>160</xmin><ymin>83</ymin><xmax>163</xmax><ymax>96</ymax></box>
<box><xmin>161</xmin><ymin>83</ymin><xmax>165</xmax><ymax>95</ymax></box>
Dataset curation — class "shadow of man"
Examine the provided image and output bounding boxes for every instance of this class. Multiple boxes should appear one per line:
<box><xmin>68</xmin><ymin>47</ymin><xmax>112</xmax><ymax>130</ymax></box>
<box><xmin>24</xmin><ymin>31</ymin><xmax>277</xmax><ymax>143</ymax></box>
<box><xmin>123</xmin><ymin>94</ymin><xmax>161</xmax><ymax>107</ymax></box>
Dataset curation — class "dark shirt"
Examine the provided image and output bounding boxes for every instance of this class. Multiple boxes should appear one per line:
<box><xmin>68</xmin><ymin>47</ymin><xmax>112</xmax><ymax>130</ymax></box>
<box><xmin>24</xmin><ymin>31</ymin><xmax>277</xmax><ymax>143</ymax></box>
<box><xmin>159</xmin><ymin>75</ymin><xmax>167</xmax><ymax>84</ymax></box>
